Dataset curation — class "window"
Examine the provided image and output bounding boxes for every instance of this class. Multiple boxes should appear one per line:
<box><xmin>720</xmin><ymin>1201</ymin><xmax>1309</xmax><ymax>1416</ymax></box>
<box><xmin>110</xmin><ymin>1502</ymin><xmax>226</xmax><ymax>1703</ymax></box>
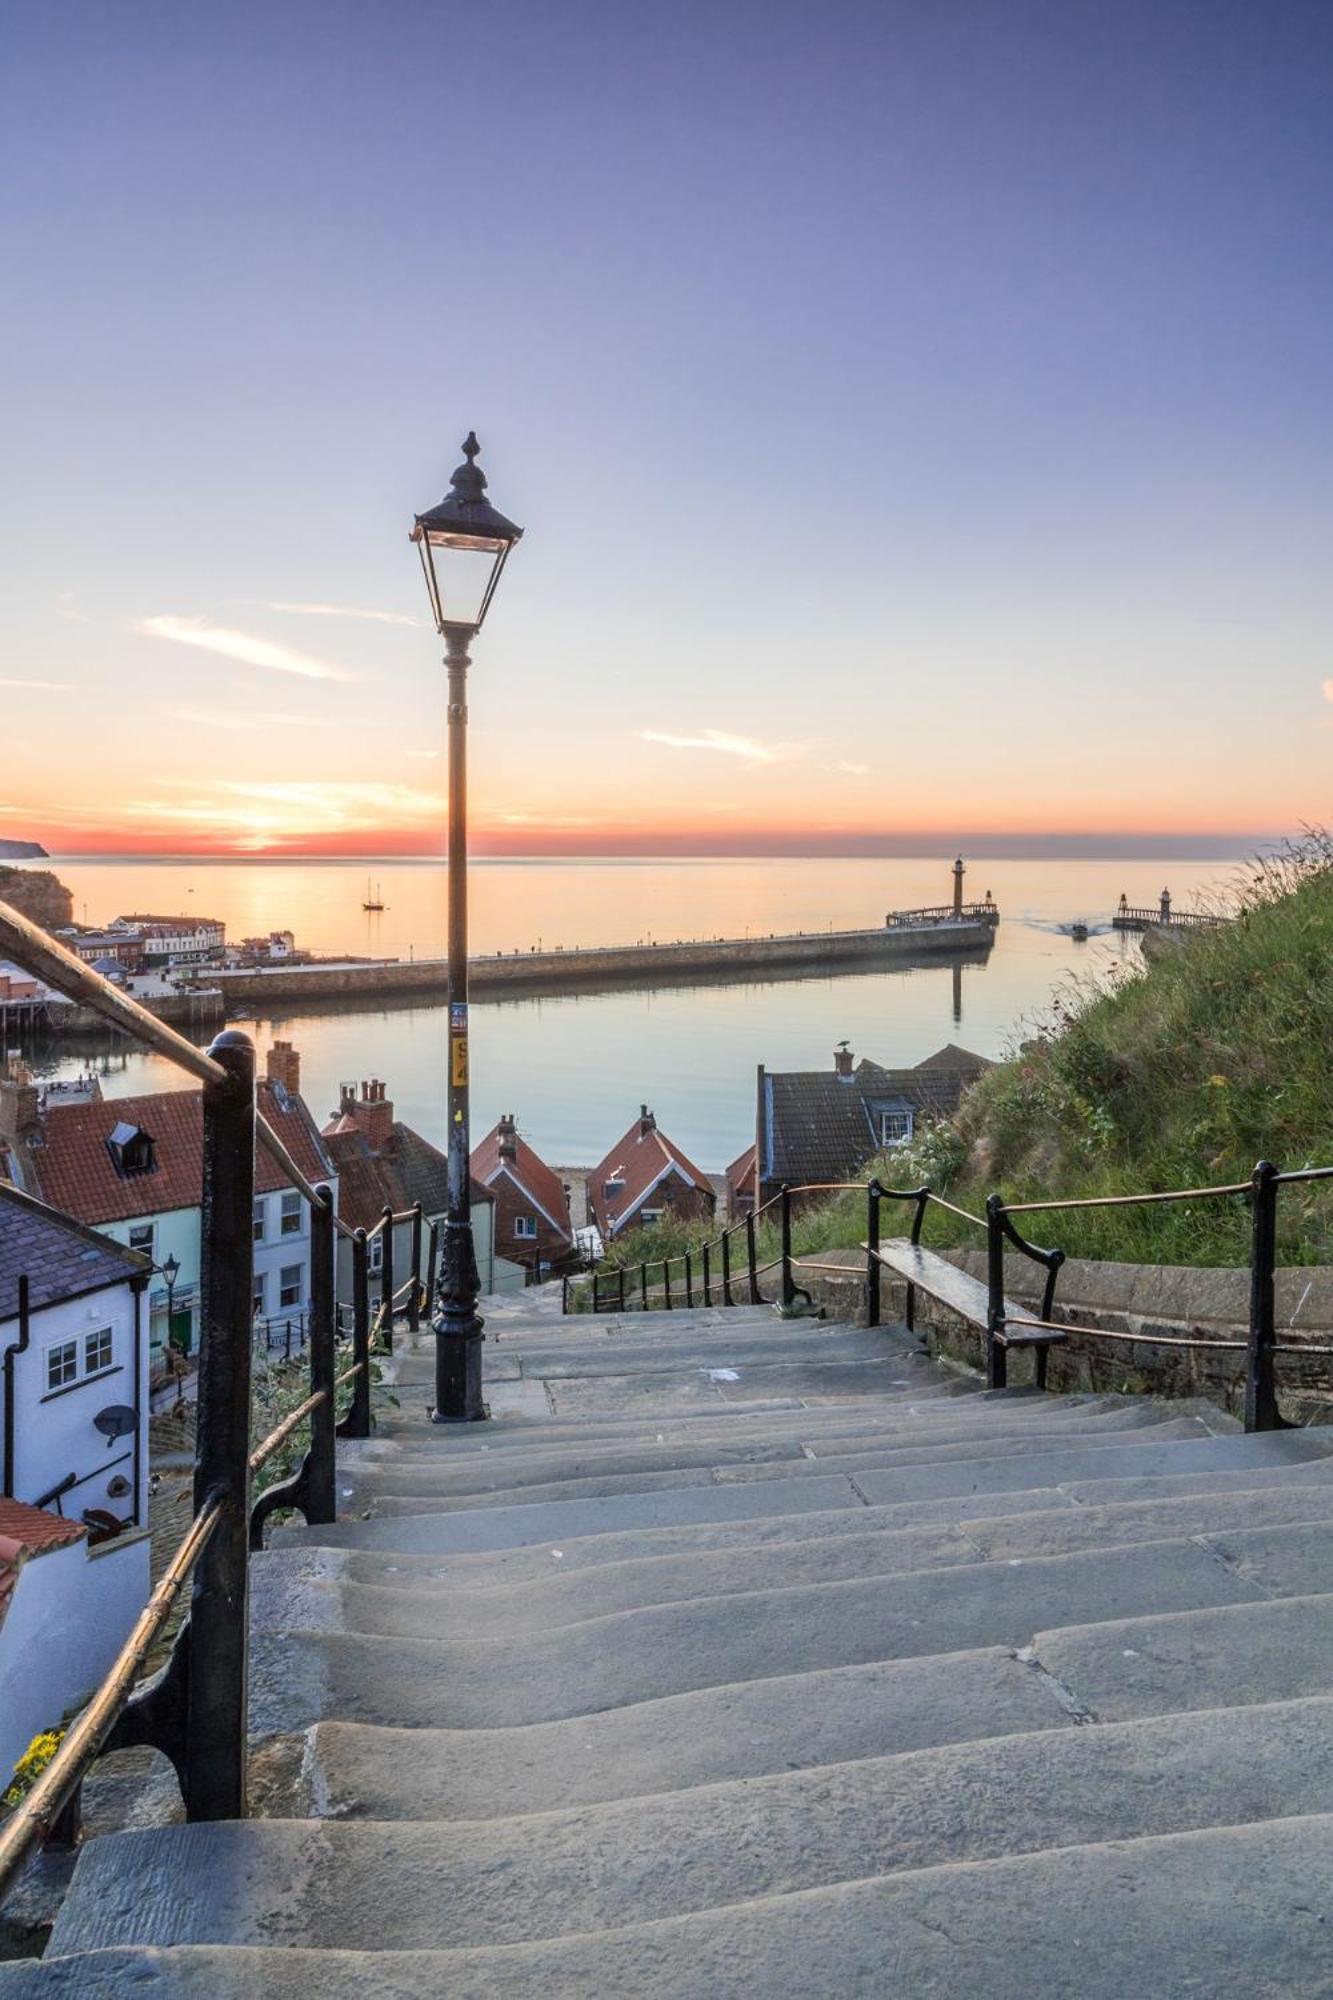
<box><xmin>280</xmin><ymin>1191</ymin><xmax>302</xmax><ymax>1236</ymax></box>
<box><xmin>128</xmin><ymin>1223</ymin><xmax>154</xmax><ymax>1256</ymax></box>
<box><xmin>85</xmin><ymin>1326</ymin><xmax>114</xmax><ymax>1374</ymax></box>
<box><xmin>253</xmin><ymin>1198</ymin><xmax>267</xmax><ymax>1243</ymax></box>
<box><xmin>878</xmin><ymin>1109</ymin><xmax>914</xmax><ymax>1147</ymax></box>
<box><xmin>279</xmin><ymin>1264</ymin><xmax>303</xmax><ymax>1310</ymax></box>
<box><xmin>603</xmin><ymin>1180</ymin><xmax>625</xmax><ymax>1202</ymax></box>
<box><xmin>46</xmin><ymin>1340</ymin><xmax>78</xmax><ymax>1391</ymax></box>
<box><xmin>639</xmin><ymin>1209</ymin><xmax>663</xmax><ymax>1226</ymax></box>
<box><xmin>252</xmin><ymin>1273</ymin><xmax>266</xmax><ymax>1318</ymax></box>
<box><xmin>107</xmin><ymin>1122</ymin><xmax>156</xmax><ymax>1178</ymax></box>
<box><xmin>368</xmin><ymin>1235</ymin><xmax>384</xmax><ymax>1274</ymax></box>
<box><xmin>514</xmin><ymin>1215</ymin><xmax>537</xmax><ymax>1240</ymax></box>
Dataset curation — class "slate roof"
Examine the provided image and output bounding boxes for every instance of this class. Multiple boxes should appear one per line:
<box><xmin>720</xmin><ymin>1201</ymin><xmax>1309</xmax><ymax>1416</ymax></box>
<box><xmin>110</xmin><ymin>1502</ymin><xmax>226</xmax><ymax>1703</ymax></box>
<box><xmin>760</xmin><ymin>1049</ymin><xmax>991</xmax><ymax>1185</ymax></box>
<box><xmin>588</xmin><ymin>1114</ymin><xmax>713</xmax><ymax>1238</ymax></box>
<box><xmin>322</xmin><ymin>1120</ymin><xmax>492</xmax><ymax>1232</ymax></box>
<box><xmin>30</xmin><ymin>1082</ymin><xmax>334</xmax><ymax>1225</ymax></box>
<box><xmin>472</xmin><ymin>1123</ymin><xmax>573</xmax><ymax>1242</ymax></box>
<box><xmin>0</xmin><ymin>1181</ymin><xmax>148</xmax><ymax>1324</ymax></box>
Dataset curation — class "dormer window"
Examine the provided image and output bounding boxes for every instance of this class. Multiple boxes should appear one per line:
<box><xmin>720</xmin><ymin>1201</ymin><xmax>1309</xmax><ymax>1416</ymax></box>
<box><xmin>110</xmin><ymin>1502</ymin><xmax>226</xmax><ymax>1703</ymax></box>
<box><xmin>603</xmin><ymin>1179</ymin><xmax>625</xmax><ymax>1203</ymax></box>
<box><xmin>878</xmin><ymin>1109</ymin><xmax>914</xmax><ymax>1147</ymax></box>
<box><xmin>107</xmin><ymin>1121</ymin><xmax>157</xmax><ymax>1179</ymax></box>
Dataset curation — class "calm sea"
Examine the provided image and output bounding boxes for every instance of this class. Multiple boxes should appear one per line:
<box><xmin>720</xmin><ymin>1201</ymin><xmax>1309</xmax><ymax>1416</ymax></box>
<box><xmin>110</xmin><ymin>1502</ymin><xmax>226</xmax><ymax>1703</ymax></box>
<box><xmin>17</xmin><ymin>855</ymin><xmax>1238</xmax><ymax>1171</ymax></box>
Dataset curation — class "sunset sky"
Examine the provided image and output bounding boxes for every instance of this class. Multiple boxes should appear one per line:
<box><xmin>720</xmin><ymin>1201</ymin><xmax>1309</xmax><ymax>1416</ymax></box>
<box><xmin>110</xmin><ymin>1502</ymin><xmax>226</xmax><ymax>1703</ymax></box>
<box><xmin>3</xmin><ymin>1</ymin><xmax>1332</xmax><ymax>858</ymax></box>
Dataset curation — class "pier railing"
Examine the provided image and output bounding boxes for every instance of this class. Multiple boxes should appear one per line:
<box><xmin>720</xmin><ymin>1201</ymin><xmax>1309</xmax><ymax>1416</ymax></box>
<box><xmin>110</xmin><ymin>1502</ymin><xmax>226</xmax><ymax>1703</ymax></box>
<box><xmin>884</xmin><ymin>902</ymin><xmax>999</xmax><ymax>929</ymax></box>
<box><xmin>0</xmin><ymin>898</ymin><xmax>386</xmax><ymax>1901</ymax></box>
<box><xmin>1112</xmin><ymin>905</ymin><xmax>1227</xmax><ymax>931</ymax></box>
<box><xmin>565</xmin><ymin>1161</ymin><xmax>1327</xmax><ymax>1437</ymax></box>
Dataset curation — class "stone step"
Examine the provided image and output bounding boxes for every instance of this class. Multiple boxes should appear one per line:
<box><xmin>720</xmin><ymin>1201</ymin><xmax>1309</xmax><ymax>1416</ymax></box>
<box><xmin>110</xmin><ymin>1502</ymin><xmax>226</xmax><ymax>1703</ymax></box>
<box><xmin>338</xmin><ymin>1417</ymin><xmax>1216</xmax><ymax>1511</ymax></box>
<box><xmin>249</xmin><ymin>1536</ymin><xmax>1266</xmax><ymax>1732</ymax></box>
<box><xmin>252</xmin><ymin>1492</ymin><xmax>1333</xmax><ymax>1641</ymax></box>
<box><xmin>15</xmin><ymin>1817</ymin><xmax>1333</xmax><ymax>1997</ymax></box>
<box><xmin>46</xmin><ymin>1698</ymin><xmax>1333</xmax><ymax>1956</ymax></box>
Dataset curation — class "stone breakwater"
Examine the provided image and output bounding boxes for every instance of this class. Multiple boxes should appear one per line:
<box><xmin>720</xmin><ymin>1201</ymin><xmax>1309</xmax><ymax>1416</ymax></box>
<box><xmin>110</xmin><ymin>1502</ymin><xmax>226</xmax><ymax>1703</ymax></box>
<box><xmin>181</xmin><ymin>918</ymin><xmax>997</xmax><ymax>1011</ymax></box>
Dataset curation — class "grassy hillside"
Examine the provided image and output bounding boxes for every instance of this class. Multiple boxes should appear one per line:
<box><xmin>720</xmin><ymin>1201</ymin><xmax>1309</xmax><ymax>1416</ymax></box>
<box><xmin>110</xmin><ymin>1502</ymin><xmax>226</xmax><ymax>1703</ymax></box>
<box><xmin>593</xmin><ymin>835</ymin><xmax>1333</xmax><ymax>1282</ymax></box>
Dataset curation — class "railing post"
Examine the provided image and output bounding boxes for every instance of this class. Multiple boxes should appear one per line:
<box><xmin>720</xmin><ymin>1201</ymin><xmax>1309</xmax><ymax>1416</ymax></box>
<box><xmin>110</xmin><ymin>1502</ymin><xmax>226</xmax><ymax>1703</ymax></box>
<box><xmin>721</xmin><ymin>1228</ymin><xmax>733</xmax><ymax>1307</ymax></box>
<box><xmin>1245</xmin><ymin>1160</ymin><xmax>1281</xmax><ymax>1432</ymax></box>
<box><xmin>188</xmin><ymin>1028</ymin><xmax>255</xmax><ymax>1822</ymax></box>
<box><xmin>409</xmin><ymin>1202</ymin><xmax>423</xmax><ymax>1332</ymax></box>
<box><xmin>336</xmin><ymin>1228</ymin><xmax>372</xmax><ymax>1440</ymax></box>
<box><xmin>640</xmin><ymin>1262</ymin><xmax>648</xmax><ymax>1311</ymax></box>
<box><xmin>663</xmin><ymin>1258</ymin><xmax>673</xmax><ymax>1311</ymax></box>
<box><xmin>685</xmin><ymin>1251</ymin><xmax>693</xmax><ymax>1308</ymax></box>
<box><xmin>985</xmin><ymin>1192</ymin><xmax>1007</xmax><ymax>1389</ymax></box>
<box><xmin>425</xmin><ymin>1219</ymin><xmax>440</xmax><ymax>1320</ymax></box>
<box><xmin>305</xmin><ymin>1184</ymin><xmax>337</xmax><ymax>1524</ymax></box>
<box><xmin>702</xmin><ymin>1241</ymin><xmax>712</xmax><ymax>1307</ymax></box>
<box><xmin>618</xmin><ymin>1265</ymin><xmax>626</xmax><ymax>1313</ymax></box>
<box><xmin>780</xmin><ymin>1186</ymin><xmax>795</xmax><ymax>1309</ymax></box>
<box><xmin>865</xmin><ymin>1182</ymin><xmax>881</xmax><ymax>1327</ymax></box>
<box><xmin>746</xmin><ymin>1211</ymin><xmax>759</xmax><ymax>1303</ymax></box>
<box><xmin>379</xmin><ymin>1205</ymin><xmax>395</xmax><ymax>1353</ymax></box>
<box><xmin>906</xmin><ymin>1186</ymin><xmax>930</xmax><ymax>1334</ymax></box>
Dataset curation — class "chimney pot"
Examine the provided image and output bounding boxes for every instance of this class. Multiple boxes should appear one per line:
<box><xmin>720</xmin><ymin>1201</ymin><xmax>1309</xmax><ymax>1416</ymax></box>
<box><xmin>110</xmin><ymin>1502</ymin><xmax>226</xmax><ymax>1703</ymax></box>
<box><xmin>834</xmin><ymin>1041</ymin><xmax>855</xmax><ymax>1079</ymax></box>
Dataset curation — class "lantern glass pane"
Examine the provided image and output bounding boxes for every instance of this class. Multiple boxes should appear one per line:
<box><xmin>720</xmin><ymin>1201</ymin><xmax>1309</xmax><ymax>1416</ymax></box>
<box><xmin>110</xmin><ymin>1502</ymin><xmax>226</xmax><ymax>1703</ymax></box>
<box><xmin>425</xmin><ymin>539</ymin><xmax>502</xmax><ymax>629</ymax></box>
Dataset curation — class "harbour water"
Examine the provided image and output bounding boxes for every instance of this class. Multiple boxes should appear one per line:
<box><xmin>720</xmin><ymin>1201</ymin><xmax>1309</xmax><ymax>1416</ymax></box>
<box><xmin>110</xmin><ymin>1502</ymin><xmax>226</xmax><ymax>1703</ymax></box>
<box><xmin>16</xmin><ymin>854</ymin><xmax>1239</xmax><ymax>1171</ymax></box>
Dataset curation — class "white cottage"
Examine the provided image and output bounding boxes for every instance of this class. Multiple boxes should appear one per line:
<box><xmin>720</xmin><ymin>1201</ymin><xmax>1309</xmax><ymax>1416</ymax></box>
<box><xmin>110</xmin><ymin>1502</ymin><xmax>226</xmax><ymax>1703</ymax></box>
<box><xmin>0</xmin><ymin>1183</ymin><xmax>151</xmax><ymax>1781</ymax></box>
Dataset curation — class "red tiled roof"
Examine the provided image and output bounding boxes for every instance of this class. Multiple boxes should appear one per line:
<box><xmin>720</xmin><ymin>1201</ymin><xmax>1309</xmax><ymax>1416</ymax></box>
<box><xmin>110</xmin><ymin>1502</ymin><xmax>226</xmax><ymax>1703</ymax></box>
<box><xmin>324</xmin><ymin>1123</ymin><xmax>492</xmax><ymax>1232</ymax></box>
<box><xmin>725</xmin><ymin>1143</ymin><xmax>757</xmax><ymax>1191</ymax></box>
<box><xmin>33</xmin><ymin>1082</ymin><xmax>334</xmax><ymax>1225</ymax></box>
<box><xmin>0</xmin><ymin>1500</ymin><xmax>87</xmax><ymax>1555</ymax></box>
<box><xmin>588</xmin><ymin>1113</ymin><xmax>711</xmax><ymax>1238</ymax></box>
<box><xmin>471</xmin><ymin>1123</ymin><xmax>572</xmax><ymax>1242</ymax></box>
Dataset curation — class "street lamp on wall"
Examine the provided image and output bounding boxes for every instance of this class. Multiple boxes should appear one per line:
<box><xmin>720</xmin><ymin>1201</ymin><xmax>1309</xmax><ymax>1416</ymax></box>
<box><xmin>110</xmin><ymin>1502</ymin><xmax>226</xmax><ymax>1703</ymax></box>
<box><xmin>411</xmin><ymin>434</ymin><xmax>523</xmax><ymax>1424</ymax></box>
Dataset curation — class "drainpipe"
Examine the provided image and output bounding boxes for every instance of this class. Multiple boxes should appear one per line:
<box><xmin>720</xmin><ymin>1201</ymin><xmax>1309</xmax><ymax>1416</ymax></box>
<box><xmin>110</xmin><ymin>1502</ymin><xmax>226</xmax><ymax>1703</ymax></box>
<box><xmin>2</xmin><ymin>1276</ymin><xmax>32</xmax><ymax>1498</ymax></box>
<box><xmin>130</xmin><ymin>1271</ymin><xmax>147</xmax><ymax>1528</ymax></box>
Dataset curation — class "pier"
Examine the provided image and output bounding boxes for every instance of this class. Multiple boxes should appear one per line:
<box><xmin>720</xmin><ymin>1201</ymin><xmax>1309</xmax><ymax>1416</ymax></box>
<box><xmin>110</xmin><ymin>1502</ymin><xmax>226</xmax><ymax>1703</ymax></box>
<box><xmin>1112</xmin><ymin>889</ymin><xmax>1230</xmax><ymax>934</ymax></box>
<box><xmin>178</xmin><ymin>909</ymin><xmax>999</xmax><ymax>1014</ymax></box>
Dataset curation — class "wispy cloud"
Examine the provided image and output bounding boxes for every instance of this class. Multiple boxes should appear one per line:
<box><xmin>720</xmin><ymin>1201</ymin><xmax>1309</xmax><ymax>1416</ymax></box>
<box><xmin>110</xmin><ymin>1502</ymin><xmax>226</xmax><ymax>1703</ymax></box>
<box><xmin>640</xmin><ymin>727</ymin><xmax>800</xmax><ymax>765</ymax></box>
<box><xmin>267</xmin><ymin>601</ymin><xmax>420</xmax><ymax>627</ymax></box>
<box><xmin>169</xmin><ymin>705</ymin><xmax>349</xmax><ymax>732</ymax></box>
<box><xmin>495</xmin><ymin>812</ymin><xmax>596</xmax><ymax>827</ymax></box>
<box><xmin>128</xmin><ymin>778</ymin><xmax>447</xmax><ymax>851</ymax></box>
<box><xmin>828</xmin><ymin>760</ymin><xmax>871</xmax><ymax>777</ymax></box>
<box><xmin>0</xmin><ymin>676</ymin><xmax>77</xmax><ymax>690</ymax></box>
<box><xmin>138</xmin><ymin>615</ymin><xmax>356</xmax><ymax>682</ymax></box>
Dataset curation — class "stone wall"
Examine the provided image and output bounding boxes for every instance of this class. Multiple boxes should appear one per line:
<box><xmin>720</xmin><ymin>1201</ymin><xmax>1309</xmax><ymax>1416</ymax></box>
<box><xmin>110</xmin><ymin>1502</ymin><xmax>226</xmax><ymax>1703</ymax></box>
<box><xmin>799</xmin><ymin>1250</ymin><xmax>1333</xmax><ymax>1423</ymax></box>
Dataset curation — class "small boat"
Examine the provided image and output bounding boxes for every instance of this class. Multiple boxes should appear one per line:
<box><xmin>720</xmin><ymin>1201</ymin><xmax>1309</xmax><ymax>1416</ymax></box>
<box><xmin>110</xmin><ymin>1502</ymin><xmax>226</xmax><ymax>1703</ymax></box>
<box><xmin>362</xmin><ymin>878</ymin><xmax>385</xmax><ymax>912</ymax></box>
<box><xmin>1069</xmin><ymin>920</ymin><xmax>1089</xmax><ymax>941</ymax></box>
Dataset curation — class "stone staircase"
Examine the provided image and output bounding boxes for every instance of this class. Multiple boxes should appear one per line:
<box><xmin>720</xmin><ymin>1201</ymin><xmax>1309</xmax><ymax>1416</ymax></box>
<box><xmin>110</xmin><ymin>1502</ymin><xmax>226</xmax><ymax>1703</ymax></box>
<box><xmin>9</xmin><ymin>1297</ymin><xmax>1333</xmax><ymax>1995</ymax></box>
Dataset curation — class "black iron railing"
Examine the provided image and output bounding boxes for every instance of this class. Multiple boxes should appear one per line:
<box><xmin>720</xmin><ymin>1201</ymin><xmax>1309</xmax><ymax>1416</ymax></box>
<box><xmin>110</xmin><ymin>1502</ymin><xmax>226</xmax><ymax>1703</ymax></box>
<box><xmin>884</xmin><ymin>902</ymin><xmax>999</xmax><ymax>929</ymax></box>
<box><xmin>566</xmin><ymin>1160</ymin><xmax>1330</xmax><ymax>1436</ymax></box>
<box><xmin>0</xmin><ymin>898</ymin><xmax>410</xmax><ymax>1899</ymax></box>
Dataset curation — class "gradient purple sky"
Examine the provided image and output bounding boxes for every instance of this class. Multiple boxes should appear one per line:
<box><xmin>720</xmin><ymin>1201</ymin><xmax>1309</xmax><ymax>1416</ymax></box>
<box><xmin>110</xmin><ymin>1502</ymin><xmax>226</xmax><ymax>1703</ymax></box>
<box><xmin>2</xmin><ymin>0</ymin><xmax>1331</xmax><ymax>855</ymax></box>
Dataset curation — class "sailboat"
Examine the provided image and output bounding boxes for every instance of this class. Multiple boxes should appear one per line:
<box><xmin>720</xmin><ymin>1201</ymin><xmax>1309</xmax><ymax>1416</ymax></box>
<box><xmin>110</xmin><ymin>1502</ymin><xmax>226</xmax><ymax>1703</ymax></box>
<box><xmin>362</xmin><ymin>878</ymin><xmax>385</xmax><ymax>912</ymax></box>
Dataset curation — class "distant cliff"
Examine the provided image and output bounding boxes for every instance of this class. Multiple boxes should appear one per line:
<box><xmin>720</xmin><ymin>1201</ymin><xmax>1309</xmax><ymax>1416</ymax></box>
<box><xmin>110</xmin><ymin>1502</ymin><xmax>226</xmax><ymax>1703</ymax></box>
<box><xmin>0</xmin><ymin>840</ymin><xmax>47</xmax><ymax>861</ymax></box>
<box><xmin>0</xmin><ymin>866</ymin><xmax>73</xmax><ymax>930</ymax></box>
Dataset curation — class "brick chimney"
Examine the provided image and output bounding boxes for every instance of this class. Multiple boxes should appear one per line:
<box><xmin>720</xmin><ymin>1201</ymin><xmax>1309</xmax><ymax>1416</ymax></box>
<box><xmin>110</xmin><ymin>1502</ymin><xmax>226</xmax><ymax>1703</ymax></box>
<box><xmin>639</xmin><ymin>1104</ymin><xmax>656</xmax><ymax>1137</ymax></box>
<box><xmin>498</xmin><ymin>1112</ymin><xmax>518</xmax><ymax>1161</ymax></box>
<box><xmin>834</xmin><ymin>1041</ymin><xmax>855</xmax><ymax>1080</ymax></box>
<box><xmin>348</xmin><ymin>1078</ymin><xmax>394</xmax><ymax>1151</ymax></box>
<box><xmin>265</xmin><ymin>1039</ymin><xmax>300</xmax><ymax>1095</ymax></box>
<box><xmin>0</xmin><ymin>1053</ymin><xmax>39</xmax><ymax>1145</ymax></box>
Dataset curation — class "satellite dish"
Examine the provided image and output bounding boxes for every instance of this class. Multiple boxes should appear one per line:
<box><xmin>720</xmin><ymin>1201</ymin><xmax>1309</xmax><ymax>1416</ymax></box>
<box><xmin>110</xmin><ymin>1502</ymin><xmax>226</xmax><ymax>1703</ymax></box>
<box><xmin>93</xmin><ymin>1405</ymin><xmax>137</xmax><ymax>1444</ymax></box>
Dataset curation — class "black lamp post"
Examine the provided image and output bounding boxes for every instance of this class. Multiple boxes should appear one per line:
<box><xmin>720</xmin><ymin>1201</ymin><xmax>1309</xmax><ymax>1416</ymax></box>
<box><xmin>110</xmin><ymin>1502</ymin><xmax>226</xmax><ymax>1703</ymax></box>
<box><xmin>157</xmin><ymin>1252</ymin><xmax>181</xmax><ymax>1329</ymax></box>
<box><xmin>411</xmin><ymin>433</ymin><xmax>523</xmax><ymax>1423</ymax></box>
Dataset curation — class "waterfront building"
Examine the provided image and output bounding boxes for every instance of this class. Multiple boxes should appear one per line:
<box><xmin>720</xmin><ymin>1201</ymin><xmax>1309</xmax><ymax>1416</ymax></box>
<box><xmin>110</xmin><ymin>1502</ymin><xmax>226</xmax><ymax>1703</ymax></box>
<box><xmin>322</xmin><ymin>1076</ymin><xmax>522</xmax><ymax>1306</ymax></box>
<box><xmin>724</xmin><ymin>1142</ymin><xmax>758</xmax><ymax>1224</ymax></box>
<box><xmin>0</xmin><ymin>1046</ymin><xmax>335</xmax><ymax>1368</ymax></box>
<box><xmin>471</xmin><ymin>1114</ymin><xmax>574</xmax><ymax>1280</ymax></box>
<box><xmin>752</xmin><ymin>1041</ymin><xmax>992</xmax><ymax>1208</ymax></box>
<box><xmin>111</xmin><ymin>914</ymin><xmax>226</xmax><ymax>965</ymax></box>
<box><xmin>62</xmin><ymin>929</ymin><xmax>146</xmax><ymax>973</ymax></box>
<box><xmin>587</xmin><ymin>1107</ymin><xmax>716</xmax><ymax>1242</ymax></box>
<box><xmin>0</xmin><ymin>1182</ymin><xmax>152</xmax><ymax>1780</ymax></box>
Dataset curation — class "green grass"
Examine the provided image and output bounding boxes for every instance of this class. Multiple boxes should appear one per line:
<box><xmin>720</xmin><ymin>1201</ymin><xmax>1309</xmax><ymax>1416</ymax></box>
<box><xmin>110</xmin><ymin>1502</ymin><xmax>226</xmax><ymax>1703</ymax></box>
<box><xmin>579</xmin><ymin>833</ymin><xmax>1333</xmax><ymax>1291</ymax></box>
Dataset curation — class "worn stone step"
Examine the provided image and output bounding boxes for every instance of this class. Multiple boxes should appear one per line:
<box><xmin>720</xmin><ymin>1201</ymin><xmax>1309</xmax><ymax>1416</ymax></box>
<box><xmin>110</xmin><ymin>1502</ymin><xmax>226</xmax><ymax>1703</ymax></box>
<box><xmin>47</xmin><ymin>1698</ymin><xmax>1333</xmax><ymax>1955</ymax></box>
<box><xmin>253</xmin><ymin>1490</ymin><xmax>1333</xmax><ymax>1640</ymax></box>
<box><xmin>542</xmin><ymin>1360</ymin><xmax>964</xmax><ymax>1414</ymax></box>
<box><xmin>339</xmin><ymin>1416</ymin><xmax>1216</xmax><ymax>1512</ymax></box>
<box><xmin>19</xmin><ymin>1815</ymin><xmax>1333</xmax><ymax>1998</ymax></box>
<box><xmin>250</xmin><ymin>1536</ymin><xmax>1263</xmax><ymax>1732</ymax></box>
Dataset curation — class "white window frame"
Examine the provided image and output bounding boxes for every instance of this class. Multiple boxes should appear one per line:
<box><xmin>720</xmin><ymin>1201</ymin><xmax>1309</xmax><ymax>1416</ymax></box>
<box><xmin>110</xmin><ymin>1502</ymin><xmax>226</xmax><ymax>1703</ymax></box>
<box><xmin>878</xmin><ymin>1109</ymin><xmax>914</xmax><ymax>1147</ymax></box>
<box><xmin>84</xmin><ymin>1326</ymin><xmax>114</xmax><ymax>1375</ymax></box>
<box><xmin>368</xmin><ymin>1235</ymin><xmax>384</xmax><ymax>1274</ymax></box>
<box><xmin>252</xmin><ymin>1272</ymin><xmax>267</xmax><ymax>1318</ymax></box>
<box><xmin>280</xmin><ymin>1190</ymin><xmax>303</xmax><ymax>1236</ymax></box>
<box><xmin>513</xmin><ymin>1215</ymin><xmax>538</xmax><ymax>1240</ymax></box>
<box><xmin>253</xmin><ymin>1197</ymin><xmax>267</xmax><ymax>1244</ymax></box>
<box><xmin>128</xmin><ymin>1222</ymin><xmax>155</xmax><ymax>1257</ymax></box>
<box><xmin>46</xmin><ymin>1339</ymin><xmax>78</xmax><ymax>1392</ymax></box>
<box><xmin>278</xmin><ymin>1264</ymin><xmax>303</xmax><ymax>1310</ymax></box>
<box><xmin>639</xmin><ymin>1208</ymin><xmax>664</xmax><ymax>1225</ymax></box>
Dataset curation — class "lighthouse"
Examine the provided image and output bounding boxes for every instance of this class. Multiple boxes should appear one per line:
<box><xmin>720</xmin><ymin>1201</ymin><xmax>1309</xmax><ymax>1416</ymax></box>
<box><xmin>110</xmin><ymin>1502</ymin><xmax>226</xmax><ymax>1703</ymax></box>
<box><xmin>952</xmin><ymin>855</ymin><xmax>965</xmax><ymax>918</ymax></box>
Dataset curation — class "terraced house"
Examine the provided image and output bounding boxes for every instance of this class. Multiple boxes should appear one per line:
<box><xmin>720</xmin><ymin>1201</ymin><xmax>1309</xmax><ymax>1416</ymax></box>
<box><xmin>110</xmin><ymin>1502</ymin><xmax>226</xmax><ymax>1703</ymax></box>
<box><xmin>471</xmin><ymin>1114</ymin><xmax>573</xmax><ymax>1280</ymax></box>
<box><xmin>587</xmin><ymin>1106</ymin><xmax>716</xmax><ymax>1243</ymax></box>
